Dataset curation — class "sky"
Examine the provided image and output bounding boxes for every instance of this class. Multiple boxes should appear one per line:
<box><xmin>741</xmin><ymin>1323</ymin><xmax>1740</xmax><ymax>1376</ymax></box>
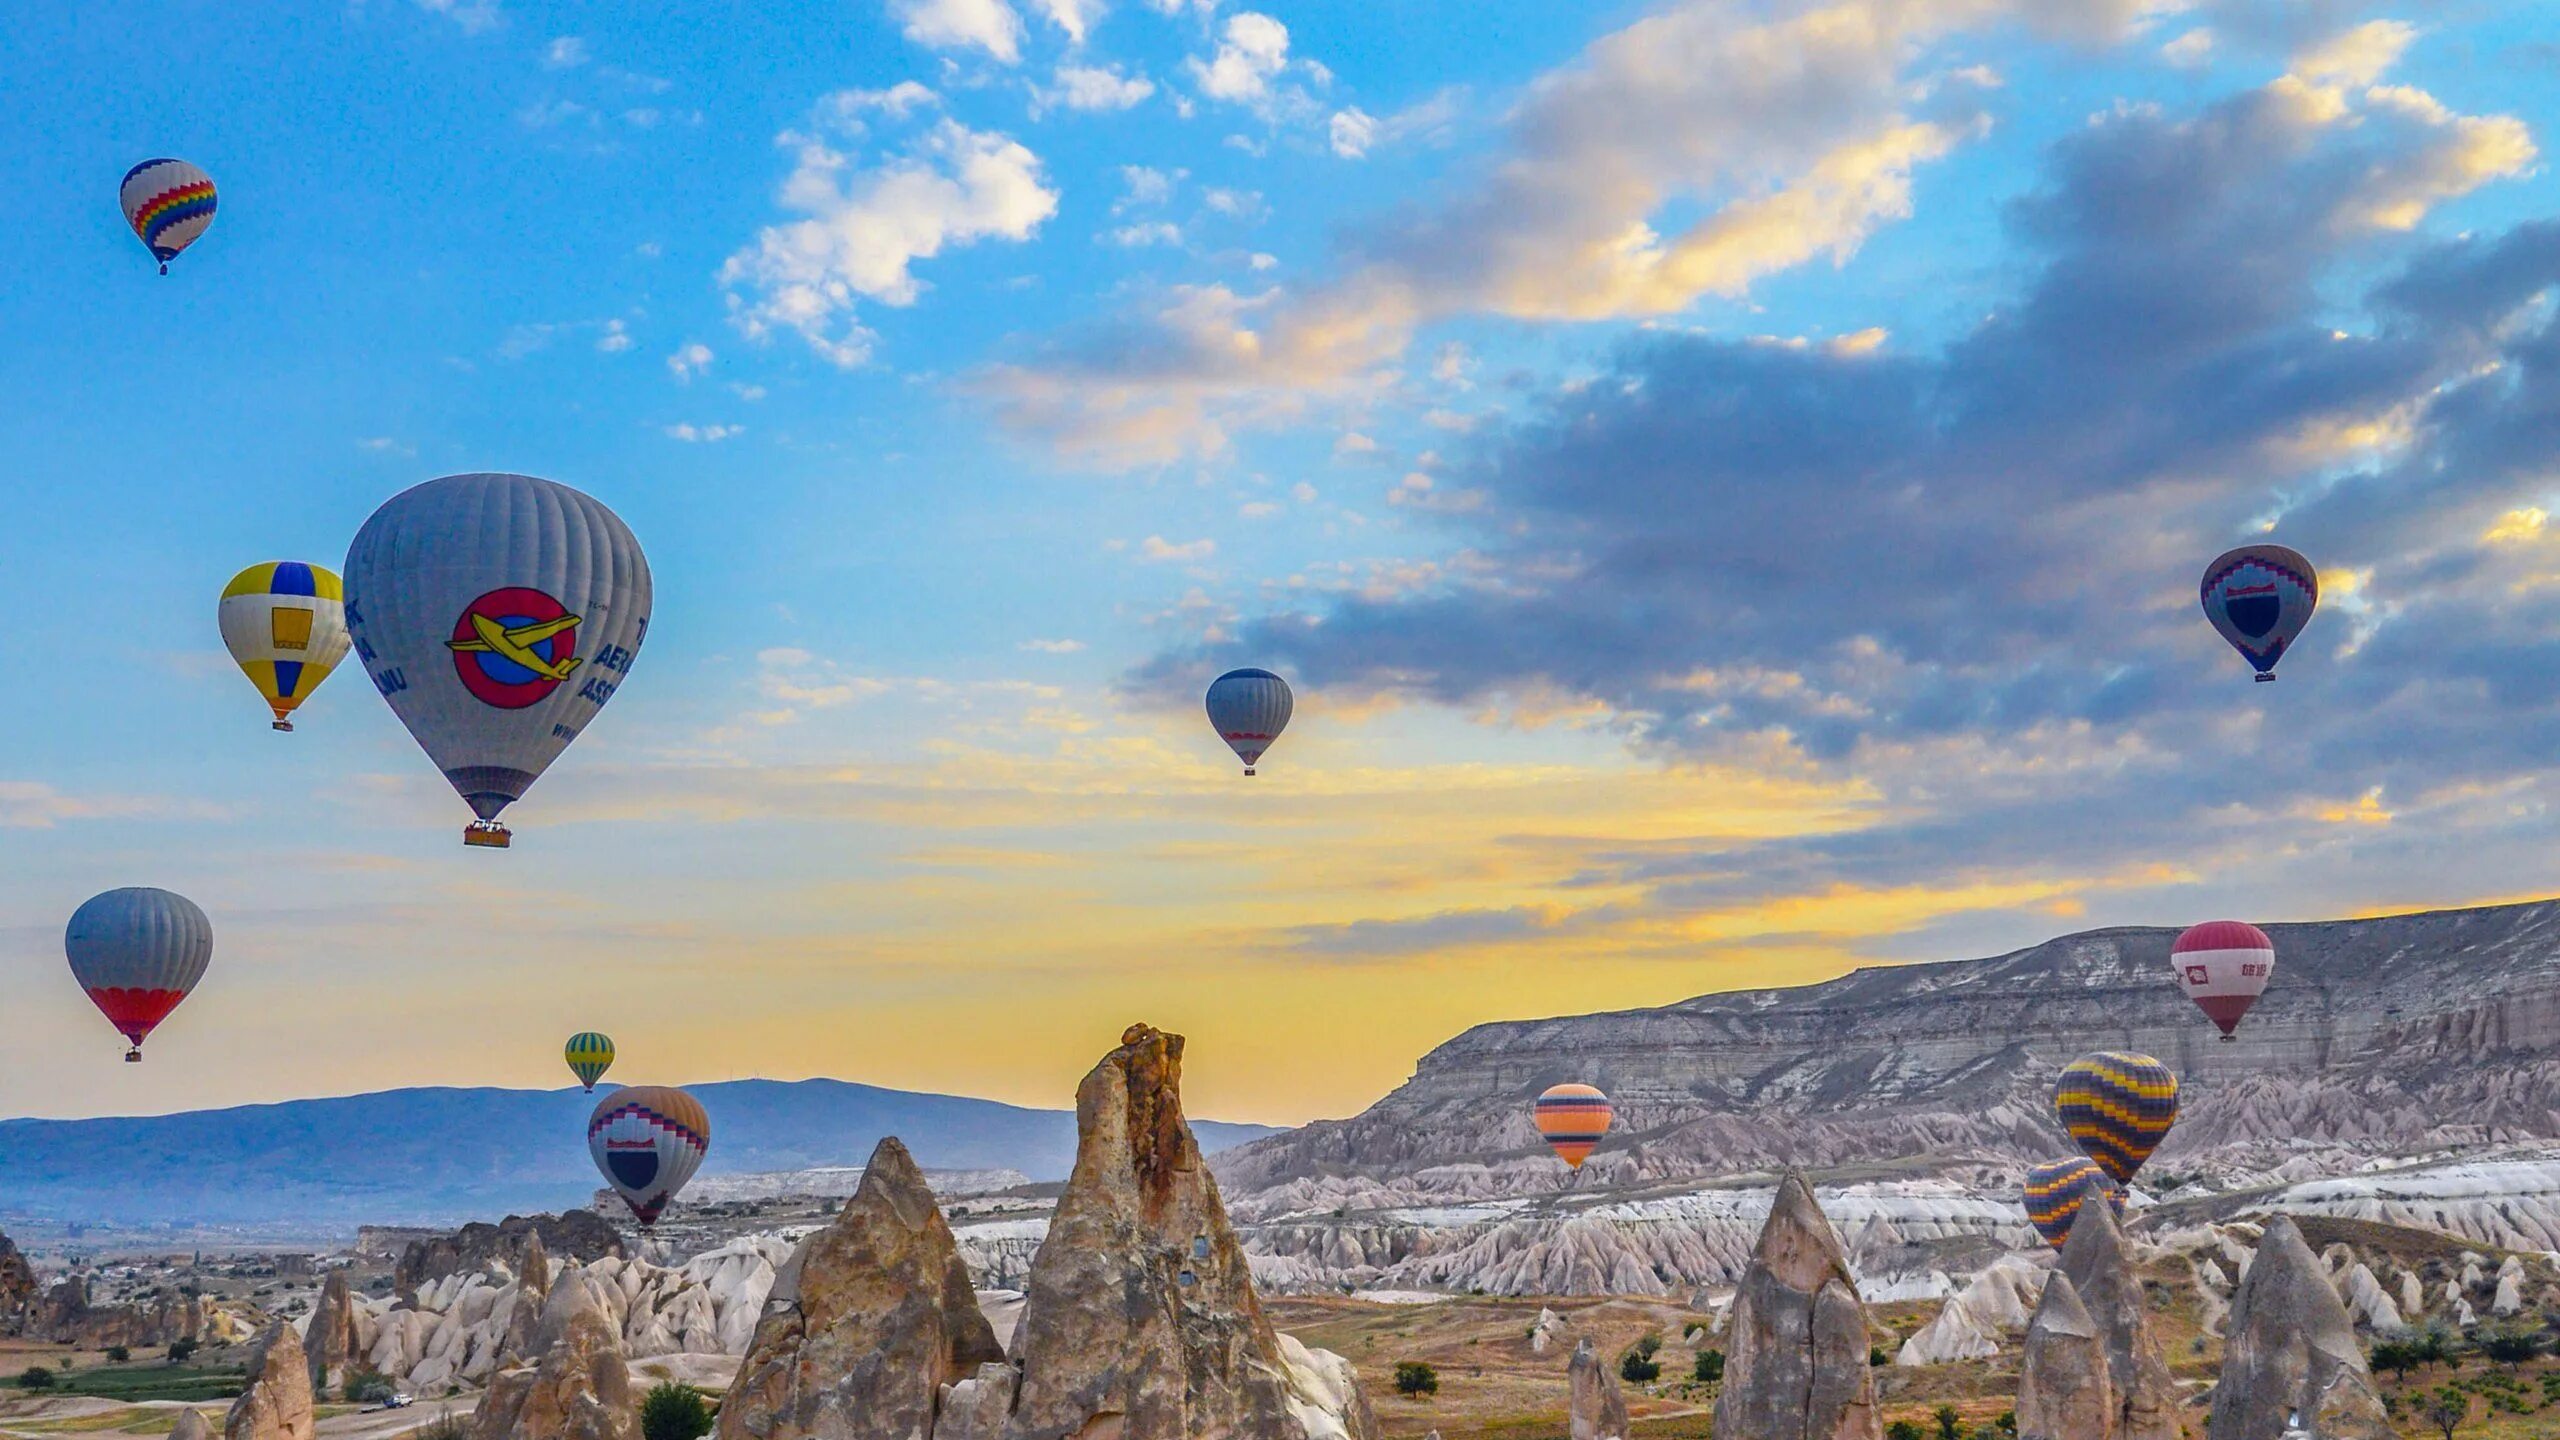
<box><xmin>3</xmin><ymin>0</ymin><xmax>2560</xmax><ymax>1128</ymax></box>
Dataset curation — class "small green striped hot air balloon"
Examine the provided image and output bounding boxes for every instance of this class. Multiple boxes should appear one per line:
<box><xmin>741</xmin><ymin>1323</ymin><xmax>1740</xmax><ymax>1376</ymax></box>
<box><xmin>564</xmin><ymin>1032</ymin><xmax>615</xmax><ymax>1093</ymax></box>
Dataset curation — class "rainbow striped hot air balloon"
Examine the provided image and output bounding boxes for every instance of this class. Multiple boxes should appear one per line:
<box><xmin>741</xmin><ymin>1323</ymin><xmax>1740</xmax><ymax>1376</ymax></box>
<box><xmin>589</xmin><ymin>1086</ymin><xmax>708</xmax><ymax>1226</ymax></box>
<box><xmin>220</xmin><ymin>562</ymin><xmax>352</xmax><ymax>732</ymax></box>
<box><xmin>2022</xmin><ymin>1156</ymin><xmax>2124</xmax><ymax>1249</ymax></box>
<box><xmin>564</xmin><ymin>1032</ymin><xmax>615</xmax><ymax>1093</ymax></box>
<box><xmin>2053</xmin><ymin>1052</ymin><xmax>2180</xmax><ymax>1185</ymax></box>
<box><xmin>120</xmin><ymin>159</ymin><xmax>217</xmax><ymax>275</ymax></box>
<box><xmin>1534</xmin><ymin>1082</ymin><xmax>1613</xmax><ymax>1170</ymax></box>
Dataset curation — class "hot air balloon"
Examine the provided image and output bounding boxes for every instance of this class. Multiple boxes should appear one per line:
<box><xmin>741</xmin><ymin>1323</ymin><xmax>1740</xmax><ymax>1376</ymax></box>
<box><xmin>120</xmin><ymin>159</ymin><xmax>217</xmax><ymax>275</ymax></box>
<box><xmin>1534</xmin><ymin>1082</ymin><xmax>1613</xmax><ymax>1170</ymax></box>
<box><xmin>565</xmin><ymin>1032</ymin><xmax>615</xmax><ymax>1093</ymax></box>
<box><xmin>2021</xmin><ymin>1156</ymin><xmax>2124</xmax><ymax>1249</ymax></box>
<box><xmin>2201</xmin><ymin>544</ymin><xmax>2317</xmax><ymax>682</ymax></box>
<box><xmin>343</xmin><ymin>474</ymin><xmax>651</xmax><ymax>847</ymax></box>
<box><xmin>2172</xmin><ymin>920</ymin><xmax>2274</xmax><ymax>1041</ymax></box>
<box><xmin>1205</xmin><ymin>668</ymin><xmax>1292</xmax><ymax>776</ymax></box>
<box><xmin>2054</xmin><ymin>1052</ymin><xmax>2179</xmax><ymax>1185</ymax></box>
<box><xmin>220</xmin><ymin>562</ymin><xmax>352</xmax><ymax>732</ymax></box>
<box><xmin>65</xmin><ymin>888</ymin><xmax>211</xmax><ymax>1062</ymax></box>
<box><xmin>588</xmin><ymin>1086</ymin><xmax>709</xmax><ymax>1226</ymax></box>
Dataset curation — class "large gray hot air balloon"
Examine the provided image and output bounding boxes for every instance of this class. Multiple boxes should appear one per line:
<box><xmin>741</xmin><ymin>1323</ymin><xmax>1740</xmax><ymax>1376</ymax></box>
<box><xmin>1205</xmin><ymin>668</ymin><xmax>1292</xmax><ymax>776</ymax></box>
<box><xmin>65</xmin><ymin>888</ymin><xmax>212</xmax><ymax>1062</ymax></box>
<box><xmin>344</xmin><ymin>474</ymin><xmax>652</xmax><ymax>848</ymax></box>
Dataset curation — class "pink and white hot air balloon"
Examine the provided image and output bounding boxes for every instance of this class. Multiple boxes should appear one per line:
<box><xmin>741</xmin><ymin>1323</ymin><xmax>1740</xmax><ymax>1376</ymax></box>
<box><xmin>2171</xmin><ymin>920</ymin><xmax>2273</xmax><ymax>1041</ymax></box>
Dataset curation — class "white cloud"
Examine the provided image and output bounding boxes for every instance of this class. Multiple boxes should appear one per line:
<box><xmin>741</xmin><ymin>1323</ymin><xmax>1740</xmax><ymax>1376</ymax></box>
<box><xmin>1116</xmin><ymin>165</ymin><xmax>1180</xmax><ymax>210</ymax></box>
<box><xmin>2160</xmin><ymin>28</ymin><xmax>2213</xmax><ymax>69</ymax></box>
<box><xmin>1203</xmin><ymin>187</ymin><xmax>1261</xmax><ymax>219</ymax></box>
<box><xmin>1042</xmin><ymin>63</ymin><xmax>1155</xmax><ymax>113</ymax></box>
<box><xmin>1187</xmin><ymin>12</ymin><xmax>1288</xmax><ymax>105</ymax></box>
<box><xmin>543</xmin><ymin>35</ymin><xmax>588</xmax><ymax>68</ymax></box>
<box><xmin>413</xmin><ymin>0</ymin><xmax>500</xmax><ymax>33</ymax></box>
<box><xmin>1329</xmin><ymin>89</ymin><xmax>1462</xmax><ymax>158</ymax></box>
<box><xmin>357</xmin><ymin>436</ymin><xmax>415</xmax><ymax>456</ymax></box>
<box><xmin>890</xmin><ymin>0</ymin><xmax>1024</xmax><ymax>63</ymax></box>
<box><xmin>667</xmin><ymin>341</ymin><xmax>715</xmax><ymax>380</ymax></box>
<box><xmin>723</xmin><ymin>120</ymin><xmax>1060</xmax><ymax>367</ymax></box>
<box><xmin>596</xmin><ymin>319</ymin><xmax>633</xmax><ymax>353</ymax></box>
<box><xmin>817</xmin><ymin>82</ymin><xmax>941</xmax><ymax>128</ymax></box>
<box><xmin>1107</xmin><ymin>222</ymin><xmax>1183</xmax><ymax>247</ymax></box>
<box><xmin>665</xmin><ymin>423</ymin><xmax>746</xmax><ymax>442</ymax></box>
<box><xmin>1140</xmin><ymin>534</ymin><xmax>1216</xmax><ymax>561</ymax></box>
<box><xmin>1328</xmin><ymin>108</ymin><xmax>1377</xmax><ymax>158</ymax></box>
<box><xmin>2293</xmin><ymin>20</ymin><xmax>2419</xmax><ymax>86</ymax></box>
<box><xmin>1019</xmin><ymin>637</ymin><xmax>1087</xmax><ymax>653</ymax></box>
<box><xmin>1028</xmin><ymin>0</ymin><xmax>1103</xmax><ymax>44</ymax></box>
<box><xmin>1240</xmin><ymin>500</ymin><xmax>1279</xmax><ymax>518</ymax></box>
<box><xmin>731</xmin><ymin>382</ymin><xmax>769</xmax><ymax>401</ymax></box>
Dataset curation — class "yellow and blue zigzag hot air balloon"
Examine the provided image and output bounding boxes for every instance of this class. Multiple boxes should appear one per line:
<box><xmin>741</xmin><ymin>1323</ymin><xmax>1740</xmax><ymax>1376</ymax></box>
<box><xmin>2053</xmin><ymin>1051</ymin><xmax>2180</xmax><ymax>1185</ymax></box>
<box><xmin>565</xmin><ymin>1032</ymin><xmax>615</xmax><ymax>1093</ymax></box>
<box><xmin>2022</xmin><ymin>1156</ymin><xmax>2124</xmax><ymax>1249</ymax></box>
<box><xmin>220</xmin><ymin>563</ymin><xmax>352</xmax><ymax>732</ymax></box>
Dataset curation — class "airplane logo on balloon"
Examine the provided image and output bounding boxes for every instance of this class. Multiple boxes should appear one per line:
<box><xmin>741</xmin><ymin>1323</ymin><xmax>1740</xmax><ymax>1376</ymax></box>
<box><xmin>448</xmin><ymin>588</ymin><xmax>583</xmax><ymax>708</ymax></box>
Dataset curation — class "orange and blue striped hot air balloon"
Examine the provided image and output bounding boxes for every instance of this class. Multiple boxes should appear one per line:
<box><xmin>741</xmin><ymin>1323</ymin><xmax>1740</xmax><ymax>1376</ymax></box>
<box><xmin>2053</xmin><ymin>1052</ymin><xmax>2180</xmax><ymax>1185</ymax></box>
<box><xmin>1534</xmin><ymin>1082</ymin><xmax>1613</xmax><ymax>1170</ymax></box>
<box><xmin>2022</xmin><ymin>1156</ymin><xmax>2123</xmax><ymax>1249</ymax></box>
<box><xmin>120</xmin><ymin>159</ymin><xmax>217</xmax><ymax>275</ymax></box>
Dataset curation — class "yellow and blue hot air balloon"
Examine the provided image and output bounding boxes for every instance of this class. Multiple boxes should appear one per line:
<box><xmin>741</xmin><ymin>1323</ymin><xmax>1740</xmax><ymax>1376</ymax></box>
<box><xmin>220</xmin><ymin>563</ymin><xmax>352</xmax><ymax>732</ymax></box>
<box><xmin>2022</xmin><ymin>1156</ymin><xmax>2123</xmax><ymax>1249</ymax></box>
<box><xmin>2053</xmin><ymin>1051</ymin><xmax>2180</xmax><ymax>1185</ymax></box>
<box><xmin>564</xmin><ymin>1032</ymin><xmax>615</xmax><ymax>1093</ymax></box>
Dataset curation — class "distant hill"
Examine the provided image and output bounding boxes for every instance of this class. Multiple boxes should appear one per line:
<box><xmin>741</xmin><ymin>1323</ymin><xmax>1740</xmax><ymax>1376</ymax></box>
<box><xmin>0</xmin><ymin>1079</ymin><xmax>1281</xmax><ymax>1228</ymax></box>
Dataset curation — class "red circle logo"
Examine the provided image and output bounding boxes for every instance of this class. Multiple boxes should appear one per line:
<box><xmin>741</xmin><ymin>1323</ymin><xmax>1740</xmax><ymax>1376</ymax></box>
<box><xmin>447</xmin><ymin>588</ymin><xmax>583</xmax><ymax>709</ymax></box>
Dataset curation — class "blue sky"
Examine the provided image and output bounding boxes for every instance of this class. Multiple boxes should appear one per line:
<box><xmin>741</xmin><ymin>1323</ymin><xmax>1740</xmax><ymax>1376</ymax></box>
<box><xmin>4</xmin><ymin>0</ymin><xmax>2559</xmax><ymax>1127</ymax></box>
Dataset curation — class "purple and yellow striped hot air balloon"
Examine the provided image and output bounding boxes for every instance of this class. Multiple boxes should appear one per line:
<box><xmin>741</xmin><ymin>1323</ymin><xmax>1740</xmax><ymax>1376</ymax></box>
<box><xmin>2053</xmin><ymin>1052</ymin><xmax>2180</xmax><ymax>1185</ymax></box>
<box><xmin>120</xmin><ymin>159</ymin><xmax>217</xmax><ymax>275</ymax></box>
<box><xmin>1534</xmin><ymin>1082</ymin><xmax>1613</xmax><ymax>1170</ymax></box>
<box><xmin>2022</xmin><ymin>1156</ymin><xmax>2124</xmax><ymax>1249</ymax></box>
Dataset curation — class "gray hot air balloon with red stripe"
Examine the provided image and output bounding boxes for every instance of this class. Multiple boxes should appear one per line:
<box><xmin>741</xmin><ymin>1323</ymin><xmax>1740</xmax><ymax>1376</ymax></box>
<box><xmin>1205</xmin><ymin>668</ymin><xmax>1292</xmax><ymax>776</ymax></box>
<box><xmin>66</xmin><ymin>888</ymin><xmax>211</xmax><ymax>1062</ymax></box>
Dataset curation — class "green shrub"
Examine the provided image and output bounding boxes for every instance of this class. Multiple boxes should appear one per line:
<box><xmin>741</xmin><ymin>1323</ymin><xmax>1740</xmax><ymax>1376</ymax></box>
<box><xmin>639</xmin><ymin>1382</ymin><xmax>713</xmax><ymax>1440</ymax></box>
<box><xmin>1392</xmin><ymin>1361</ymin><xmax>1437</xmax><ymax>1397</ymax></box>
<box><xmin>1618</xmin><ymin>1349</ymin><xmax>1660</xmax><ymax>1384</ymax></box>
<box><xmin>1934</xmin><ymin>1403</ymin><xmax>1966</xmax><ymax>1440</ymax></box>
<box><xmin>345</xmin><ymin>1368</ymin><xmax>395</xmax><ymax>1404</ymax></box>
<box><xmin>166</xmin><ymin>1339</ymin><xmax>199</xmax><ymax>1365</ymax></box>
<box><xmin>17</xmin><ymin>1367</ymin><xmax>56</xmax><ymax>1391</ymax></box>
<box><xmin>1693</xmin><ymin>1348</ymin><xmax>1724</xmax><ymax>1384</ymax></box>
<box><xmin>1887</xmin><ymin>1422</ymin><xmax>1927</xmax><ymax>1440</ymax></box>
<box><xmin>104</xmin><ymin>1347</ymin><xmax>130</xmax><ymax>1364</ymax></box>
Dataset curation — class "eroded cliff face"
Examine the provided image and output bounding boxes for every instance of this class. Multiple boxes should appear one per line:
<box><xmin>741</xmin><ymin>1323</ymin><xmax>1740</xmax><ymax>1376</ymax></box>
<box><xmin>1216</xmin><ymin>902</ymin><xmax>2560</xmax><ymax>1203</ymax></box>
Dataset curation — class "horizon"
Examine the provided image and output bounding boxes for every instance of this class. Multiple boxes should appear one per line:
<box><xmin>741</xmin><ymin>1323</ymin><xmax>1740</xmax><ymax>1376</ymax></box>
<box><xmin>9</xmin><ymin>0</ymin><xmax>2560</xmax><ymax>1129</ymax></box>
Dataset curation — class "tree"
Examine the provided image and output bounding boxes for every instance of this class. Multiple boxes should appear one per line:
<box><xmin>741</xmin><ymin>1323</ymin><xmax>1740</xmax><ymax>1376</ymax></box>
<box><xmin>1619</xmin><ymin>1347</ymin><xmax>1661</xmax><ymax>1384</ymax></box>
<box><xmin>1934</xmin><ymin>1403</ymin><xmax>1966</xmax><ymax>1440</ymax></box>
<box><xmin>1887</xmin><ymin>1423</ymin><xmax>1927</xmax><ymax>1440</ymax></box>
<box><xmin>1990</xmin><ymin>1413</ymin><xmax>2018</xmax><ymax>1438</ymax></box>
<box><xmin>1392</xmin><ymin>1362</ymin><xmax>1438</xmax><ymax>1397</ymax></box>
<box><xmin>2411</xmin><ymin>1324</ymin><xmax>2457</xmax><ymax>1371</ymax></box>
<box><xmin>639</xmin><ymin>1382</ymin><xmax>712</xmax><ymax>1440</ymax></box>
<box><xmin>2481</xmin><ymin>1327</ymin><xmax>2542</xmax><ymax>1368</ymax></box>
<box><xmin>2422</xmin><ymin>1386</ymin><xmax>2468</xmax><ymax>1439</ymax></box>
<box><xmin>104</xmin><ymin>1346</ymin><xmax>129</xmax><ymax>1364</ymax></box>
<box><xmin>16</xmin><ymin>1367</ymin><xmax>54</xmax><ymax>1391</ymax></box>
<box><xmin>166</xmin><ymin>1339</ymin><xmax>199</xmax><ymax>1365</ymax></box>
<box><xmin>345</xmin><ymin>1369</ymin><xmax>395</xmax><ymax>1404</ymax></box>
<box><xmin>2369</xmin><ymin>1340</ymin><xmax>2419</xmax><ymax>1381</ymax></box>
<box><xmin>1693</xmin><ymin>1348</ymin><xmax>1725</xmax><ymax>1384</ymax></box>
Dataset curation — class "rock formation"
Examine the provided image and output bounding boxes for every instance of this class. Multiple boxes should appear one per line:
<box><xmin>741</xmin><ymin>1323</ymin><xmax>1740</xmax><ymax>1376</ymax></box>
<box><xmin>1896</xmin><ymin>1255</ymin><xmax>2044</xmax><ymax>1365</ymax></box>
<box><xmin>471</xmin><ymin>1275</ymin><xmax>639</xmax><ymax>1440</ymax></box>
<box><xmin>1712</xmin><ymin>1173</ymin><xmax>1881</xmax><ymax>1440</ymax></box>
<box><xmin>0</xmin><ymin>1230</ymin><xmax>36</xmax><ymax>1334</ymax></box>
<box><xmin>1006</xmin><ymin>1023</ymin><xmax>1377</xmax><ymax>1440</ymax></box>
<box><xmin>2057</xmin><ymin>1199</ymin><xmax>2178</xmax><ymax>1440</ymax></box>
<box><xmin>938</xmin><ymin>1364</ymin><xmax>1018</xmax><ymax>1440</ymax></box>
<box><xmin>1568</xmin><ymin>1337</ymin><xmax>1630</xmax><ymax>1440</ymax></box>
<box><xmin>400</xmin><ymin>1212</ymin><xmax>624</xmax><ymax>1292</ymax></box>
<box><xmin>306</xmin><ymin>1271</ymin><xmax>359</xmax><ymax>1396</ymax></box>
<box><xmin>2018</xmin><ymin>1273</ymin><xmax>2111</xmax><ymax>1440</ymax></box>
<box><xmin>171</xmin><ymin>1409</ymin><xmax>215</xmax><ymax>1440</ymax></box>
<box><xmin>716</xmin><ymin>1137</ymin><xmax>1006</xmax><ymax>1440</ymax></box>
<box><xmin>225</xmin><ymin>1321</ymin><xmax>315</xmax><ymax>1440</ymax></box>
<box><xmin>2208</xmin><ymin>1216</ymin><xmax>2392</xmax><ymax>1440</ymax></box>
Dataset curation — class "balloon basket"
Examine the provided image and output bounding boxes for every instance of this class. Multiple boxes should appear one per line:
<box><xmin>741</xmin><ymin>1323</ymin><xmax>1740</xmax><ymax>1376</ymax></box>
<box><xmin>271</xmin><ymin>720</ymin><xmax>293</xmax><ymax>733</ymax></box>
<box><xmin>124</xmin><ymin>1049</ymin><xmax>141</xmax><ymax>1064</ymax></box>
<box><xmin>1243</xmin><ymin>767</ymin><xmax>1257</xmax><ymax>777</ymax></box>
<box><xmin>463</xmin><ymin>821</ymin><xmax>513</xmax><ymax>849</ymax></box>
<box><xmin>2253</xmin><ymin>672</ymin><xmax>2275</xmax><ymax>683</ymax></box>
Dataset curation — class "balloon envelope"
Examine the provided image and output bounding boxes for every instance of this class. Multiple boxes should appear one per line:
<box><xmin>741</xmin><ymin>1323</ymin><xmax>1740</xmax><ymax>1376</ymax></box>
<box><xmin>2172</xmin><ymin>920</ymin><xmax>2274</xmax><ymax>1038</ymax></box>
<box><xmin>1205</xmin><ymin>668</ymin><xmax>1292</xmax><ymax>774</ymax></box>
<box><xmin>220</xmin><ymin>562</ymin><xmax>352</xmax><ymax>731</ymax></box>
<box><xmin>343</xmin><ymin>474</ymin><xmax>651</xmax><ymax>844</ymax></box>
<box><xmin>65</xmin><ymin>888</ymin><xmax>211</xmax><ymax>1059</ymax></box>
<box><xmin>588</xmin><ymin>1086</ymin><xmax>708</xmax><ymax>1225</ymax></box>
<box><xmin>1534</xmin><ymin>1082</ymin><xmax>1613</xmax><ymax>1170</ymax></box>
<box><xmin>564</xmin><ymin>1032</ymin><xmax>615</xmax><ymax>1093</ymax></box>
<box><xmin>2053</xmin><ymin>1052</ymin><xmax>2179</xmax><ymax>1184</ymax></box>
<box><xmin>2022</xmin><ymin>1156</ymin><xmax>2123</xmax><ymax>1249</ymax></box>
<box><xmin>120</xmin><ymin>159</ymin><xmax>217</xmax><ymax>270</ymax></box>
<box><xmin>2201</xmin><ymin>545</ymin><xmax>2317</xmax><ymax>680</ymax></box>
